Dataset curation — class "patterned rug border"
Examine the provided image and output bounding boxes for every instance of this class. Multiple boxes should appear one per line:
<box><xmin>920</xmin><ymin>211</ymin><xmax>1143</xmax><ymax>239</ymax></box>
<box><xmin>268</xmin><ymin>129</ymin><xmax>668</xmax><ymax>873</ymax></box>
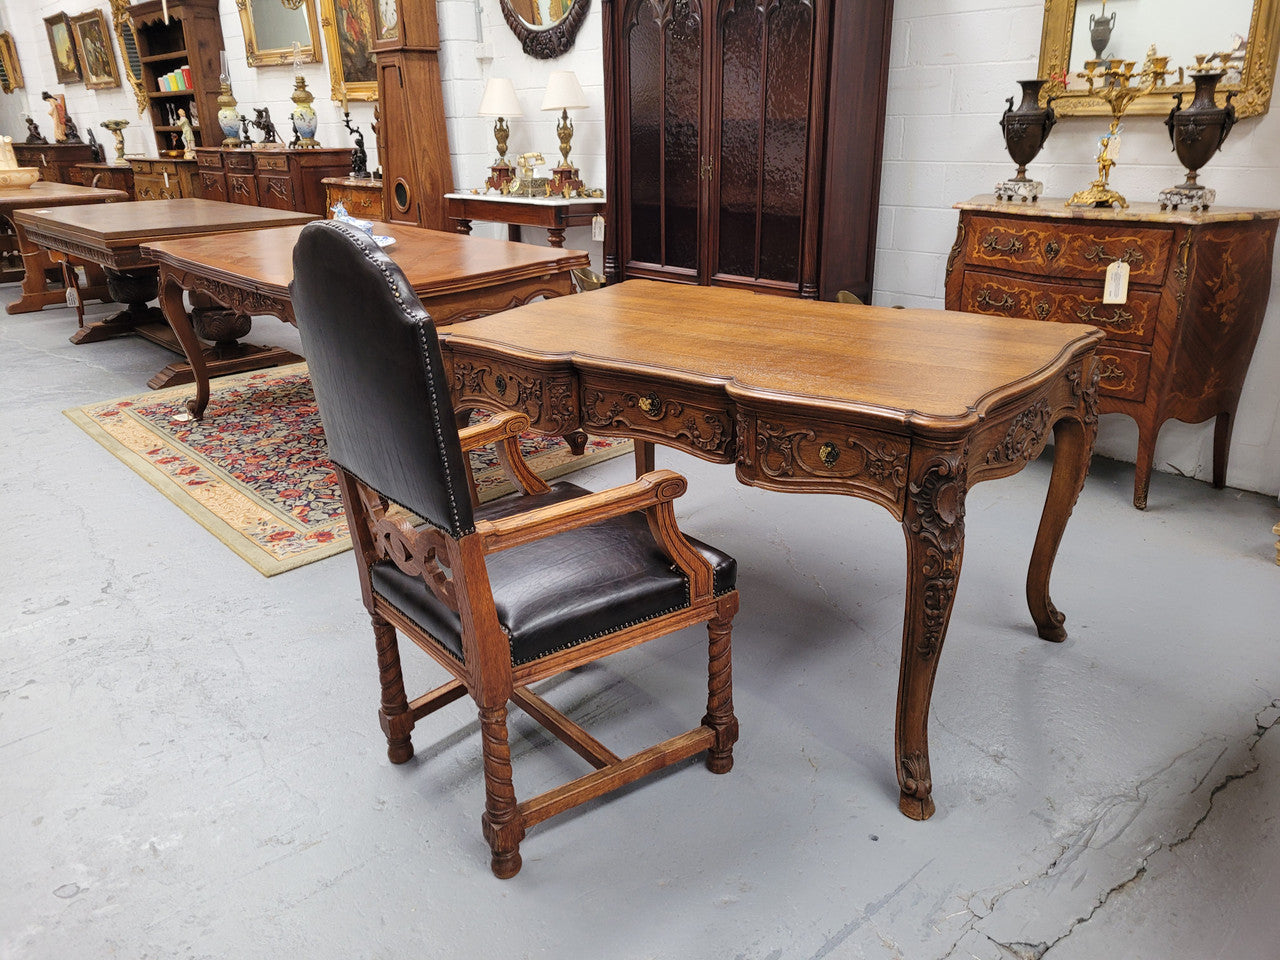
<box><xmin>64</xmin><ymin>364</ymin><xmax>632</xmax><ymax>577</ymax></box>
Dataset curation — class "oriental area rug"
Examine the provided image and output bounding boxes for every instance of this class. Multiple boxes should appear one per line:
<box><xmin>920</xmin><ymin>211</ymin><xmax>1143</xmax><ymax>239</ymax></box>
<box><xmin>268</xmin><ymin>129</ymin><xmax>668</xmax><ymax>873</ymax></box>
<box><xmin>65</xmin><ymin>364</ymin><xmax>632</xmax><ymax>577</ymax></box>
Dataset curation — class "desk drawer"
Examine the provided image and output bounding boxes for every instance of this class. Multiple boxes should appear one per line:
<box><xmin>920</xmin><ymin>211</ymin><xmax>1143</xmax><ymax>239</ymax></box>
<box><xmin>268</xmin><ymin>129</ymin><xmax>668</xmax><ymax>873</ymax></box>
<box><xmin>255</xmin><ymin>154</ymin><xmax>290</xmax><ymax>173</ymax></box>
<box><xmin>962</xmin><ymin>215</ymin><xmax>1172</xmax><ymax>283</ymax></box>
<box><xmin>225</xmin><ymin>152</ymin><xmax>255</xmax><ymax>172</ymax></box>
<box><xmin>958</xmin><ymin>270</ymin><xmax>1160</xmax><ymax>345</ymax></box>
<box><xmin>581</xmin><ymin>375</ymin><xmax>735</xmax><ymax>461</ymax></box>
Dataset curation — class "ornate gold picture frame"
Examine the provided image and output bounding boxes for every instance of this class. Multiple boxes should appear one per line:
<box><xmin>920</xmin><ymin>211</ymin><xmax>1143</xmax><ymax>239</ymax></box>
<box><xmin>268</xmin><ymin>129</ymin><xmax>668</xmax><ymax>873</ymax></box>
<box><xmin>71</xmin><ymin>10</ymin><xmax>121</xmax><ymax>91</ymax></box>
<box><xmin>0</xmin><ymin>32</ymin><xmax>24</xmax><ymax>94</ymax></box>
<box><xmin>109</xmin><ymin>0</ymin><xmax>147</xmax><ymax>114</ymax></box>
<box><xmin>237</xmin><ymin>0</ymin><xmax>323</xmax><ymax>68</ymax></box>
<box><xmin>319</xmin><ymin>0</ymin><xmax>379</xmax><ymax>101</ymax></box>
<box><xmin>1039</xmin><ymin>0</ymin><xmax>1280</xmax><ymax>118</ymax></box>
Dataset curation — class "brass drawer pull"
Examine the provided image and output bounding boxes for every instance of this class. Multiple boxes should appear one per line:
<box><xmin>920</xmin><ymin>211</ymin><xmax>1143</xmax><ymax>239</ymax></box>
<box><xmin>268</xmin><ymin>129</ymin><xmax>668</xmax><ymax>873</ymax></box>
<box><xmin>981</xmin><ymin>233</ymin><xmax>1024</xmax><ymax>255</ymax></box>
<box><xmin>976</xmin><ymin>289</ymin><xmax>1017</xmax><ymax>309</ymax></box>
<box><xmin>1083</xmin><ymin>244</ymin><xmax>1145</xmax><ymax>265</ymax></box>
<box><xmin>1076</xmin><ymin>304</ymin><xmax>1139</xmax><ymax>333</ymax></box>
<box><xmin>1043</xmin><ymin>239</ymin><xmax>1062</xmax><ymax>261</ymax></box>
<box><xmin>637</xmin><ymin>392</ymin><xmax>662</xmax><ymax>416</ymax></box>
<box><xmin>819</xmin><ymin>442</ymin><xmax>839</xmax><ymax>466</ymax></box>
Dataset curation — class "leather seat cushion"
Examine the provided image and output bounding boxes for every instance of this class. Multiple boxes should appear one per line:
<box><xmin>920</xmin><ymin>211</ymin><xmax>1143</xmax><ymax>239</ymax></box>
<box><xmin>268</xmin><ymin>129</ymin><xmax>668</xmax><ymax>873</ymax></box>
<box><xmin>370</xmin><ymin>482</ymin><xmax>736</xmax><ymax>665</ymax></box>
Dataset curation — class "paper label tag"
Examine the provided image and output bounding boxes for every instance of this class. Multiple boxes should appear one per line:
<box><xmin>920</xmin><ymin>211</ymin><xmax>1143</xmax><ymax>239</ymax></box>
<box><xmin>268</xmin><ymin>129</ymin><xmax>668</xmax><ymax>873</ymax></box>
<box><xmin>1103</xmin><ymin>260</ymin><xmax>1130</xmax><ymax>304</ymax></box>
<box><xmin>163</xmin><ymin>171</ymin><xmax>170</xmax><ymax>188</ymax></box>
<box><xmin>65</xmin><ymin>286</ymin><xmax>80</xmax><ymax>308</ymax></box>
<box><xmin>591</xmin><ymin>214</ymin><xmax>605</xmax><ymax>243</ymax></box>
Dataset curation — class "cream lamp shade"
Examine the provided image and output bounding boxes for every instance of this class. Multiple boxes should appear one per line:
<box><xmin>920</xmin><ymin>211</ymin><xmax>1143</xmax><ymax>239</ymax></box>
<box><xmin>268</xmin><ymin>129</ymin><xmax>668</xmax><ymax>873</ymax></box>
<box><xmin>478</xmin><ymin>78</ymin><xmax>523</xmax><ymax>118</ymax></box>
<box><xmin>540</xmin><ymin>70</ymin><xmax>588</xmax><ymax>112</ymax></box>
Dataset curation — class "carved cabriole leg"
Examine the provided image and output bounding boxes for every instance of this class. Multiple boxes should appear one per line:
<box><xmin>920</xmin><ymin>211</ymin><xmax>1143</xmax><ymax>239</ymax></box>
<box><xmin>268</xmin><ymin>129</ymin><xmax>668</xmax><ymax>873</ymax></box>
<box><xmin>1027</xmin><ymin>360</ymin><xmax>1100</xmax><ymax>641</ymax></box>
<box><xmin>157</xmin><ymin>271</ymin><xmax>213</xmax><ymax>419</ymax></box>
<box><xmin>896</xmin><ymin>444</ymin><xmax>968</xmax><ymax>820</ymax></box>
<box><xmin>703</xmin><ymin>593</ymin><xmax>740</xmax><ymax>774</ymax></box>
<box><xmin>1133</xmin><ymin>419</ymin><xmax>1157</xmax><ymax>510</ymax></box>
<box><xmin>1212</xmin><ymin>408</ymin><xmax>1235</xmax><ymax>489</ymax></box>
<box><xmin>372</xmin><ymin>614</ymin><xmax>415</xmax><ymax>763</ymax></box>
<box><xmin>478</xmin><ymin>704</ymin><xmax>525</xmax><ymax>879</ymax></box>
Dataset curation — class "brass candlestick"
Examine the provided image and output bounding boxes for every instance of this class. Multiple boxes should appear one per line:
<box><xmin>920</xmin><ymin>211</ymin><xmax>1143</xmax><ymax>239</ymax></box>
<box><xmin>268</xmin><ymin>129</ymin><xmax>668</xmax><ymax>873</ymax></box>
<box><xmin>1054</xmin><ymin>54</ymin><xmax>1172</xmax><ymax>208</ymax></box>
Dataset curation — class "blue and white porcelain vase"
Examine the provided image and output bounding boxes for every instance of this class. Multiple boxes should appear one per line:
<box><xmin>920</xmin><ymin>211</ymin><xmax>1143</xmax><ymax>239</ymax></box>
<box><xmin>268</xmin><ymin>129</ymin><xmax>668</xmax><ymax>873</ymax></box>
<box><xmin>217</xmin><ymin>81</ymin><xmax>241</xmax><ymax>146</ymax></box>
<box><xmin>290</xmin><ymin>76</ymin><xmax>319</xmax><ymax>149</ymax></box>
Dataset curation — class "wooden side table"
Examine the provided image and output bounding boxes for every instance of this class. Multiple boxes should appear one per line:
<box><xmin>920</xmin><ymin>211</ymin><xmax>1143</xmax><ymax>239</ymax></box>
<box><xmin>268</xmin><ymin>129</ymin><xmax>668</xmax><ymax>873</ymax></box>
<box><xmin>946</xmin><ymin>197</ymin><xmax>1280</xmax><ymax>509</ymax></box>
<box><xmin>445</xmin><ymin>192</ymin><xmax>604</xmax><ymax>248</ymax></box>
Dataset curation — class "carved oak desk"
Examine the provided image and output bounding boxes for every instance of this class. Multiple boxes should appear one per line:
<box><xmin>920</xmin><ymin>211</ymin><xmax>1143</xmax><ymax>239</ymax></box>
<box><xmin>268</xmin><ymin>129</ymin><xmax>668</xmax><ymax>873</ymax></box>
<box><xmin>438</xmin><ymin>280</ymin><xmax>1105</xmax><ymax>820</ymax></box>
<box><xmin>14</xmin><ymin>199</ymin><xmax>316</xmax><ymax>387</ymax></box>
<box><xmin>141</xmin><ymin>222</ymin><xmax>590</xmax><ymax>419</ymax></box>
<box><xmin>1</xmin><ymin>181</ymin><xmax>128</xmax><ymax>315</ymax></box>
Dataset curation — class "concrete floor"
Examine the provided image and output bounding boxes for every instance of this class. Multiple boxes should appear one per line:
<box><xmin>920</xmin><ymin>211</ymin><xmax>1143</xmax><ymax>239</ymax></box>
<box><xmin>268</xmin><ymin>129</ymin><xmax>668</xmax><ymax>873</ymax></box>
<box><xmin>3</xmin><ymin>286</ymin><xmax>1279</xmax><ymax>960</ymax></box>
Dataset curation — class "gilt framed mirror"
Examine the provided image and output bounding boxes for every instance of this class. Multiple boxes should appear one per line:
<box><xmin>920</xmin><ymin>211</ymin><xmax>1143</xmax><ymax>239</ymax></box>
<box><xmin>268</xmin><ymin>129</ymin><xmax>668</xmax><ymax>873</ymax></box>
<box><xmin>1039</xmin><ymin>0</ymin><xmax>1280</xmax><ymax>117</ymax></box>
<box><xmin>500</xmin><ymin>0</ymin><xmax>591</xmax><ymax>59</ymax></box>
<box><xmin>237</xmin><ymin>0</ymin><xmax>322</xmax><ymax>67</ymax></box>
<box><xmin>109</xmin><ymin>0</ymin><xmax>147</xmax><ymax>114</ymax></box>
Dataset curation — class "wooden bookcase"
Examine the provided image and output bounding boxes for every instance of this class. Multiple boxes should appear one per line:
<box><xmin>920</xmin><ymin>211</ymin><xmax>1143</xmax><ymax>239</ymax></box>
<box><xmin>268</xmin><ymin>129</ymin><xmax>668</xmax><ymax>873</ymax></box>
<box><xmin>128</xmin><ymin>0</ymin><xmax>225</xmax><ymax>153</ymax></box>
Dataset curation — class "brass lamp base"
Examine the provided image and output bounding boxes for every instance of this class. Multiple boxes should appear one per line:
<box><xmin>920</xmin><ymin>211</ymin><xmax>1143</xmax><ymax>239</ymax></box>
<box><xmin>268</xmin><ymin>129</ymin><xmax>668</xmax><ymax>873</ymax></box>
<box><xmin>1067</xmin><ymin>181</ymin><xmax>1128</xmax><ymax>209</ymax></box>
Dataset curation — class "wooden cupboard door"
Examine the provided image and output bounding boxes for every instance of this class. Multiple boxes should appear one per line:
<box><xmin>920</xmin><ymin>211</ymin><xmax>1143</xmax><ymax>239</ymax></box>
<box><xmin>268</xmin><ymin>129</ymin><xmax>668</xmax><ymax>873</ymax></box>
<box><xmin>711</xmin><ymin>0</ymin><xmax>814</xmax><ymax>289</ymax></box>
<box><xmin>623</xmin><ymin>0</ymin><xmax>704</xmax><ymax>278</ymax></box>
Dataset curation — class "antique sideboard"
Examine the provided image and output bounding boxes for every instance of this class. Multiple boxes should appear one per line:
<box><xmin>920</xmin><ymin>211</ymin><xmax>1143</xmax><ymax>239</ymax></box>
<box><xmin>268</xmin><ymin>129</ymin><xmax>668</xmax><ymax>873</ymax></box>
<box><xmin>945</xmin><ymin>198</ymin><xmax>1279</xmax><ymax>509</ymax></box>
<box><xmin>11</xmin><ymin>142</ymin><xmax>96</xmax><ymax>185</ymax></box>
<box><xmin>196</xmin><ymin>147</ymin><xmax>351</xmax><ymax>216</ymax></box>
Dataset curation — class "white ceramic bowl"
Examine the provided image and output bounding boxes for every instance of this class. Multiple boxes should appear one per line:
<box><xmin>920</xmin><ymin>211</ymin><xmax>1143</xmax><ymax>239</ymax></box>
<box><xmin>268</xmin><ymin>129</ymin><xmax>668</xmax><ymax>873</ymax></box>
<box><xmin>0</xmin><ymin>167</ymin><xmax>41</xmax><ymax>188</ymax></box>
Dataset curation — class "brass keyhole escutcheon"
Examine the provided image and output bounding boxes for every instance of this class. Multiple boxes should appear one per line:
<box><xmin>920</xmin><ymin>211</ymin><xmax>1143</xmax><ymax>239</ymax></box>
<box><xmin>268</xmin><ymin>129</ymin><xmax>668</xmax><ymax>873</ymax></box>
<box><xmin>494</xmin><ymin>374</ymin><xmax>507</xmax><ymax>394</ymax></box>
<box><xmin>819</xmin><ymin>442</ymin><xmax>840</xmax><ymax>466</ymax></box>
<box><xmin>637</xmin><ymin>393</ymin><xmax>660</xmax><ymax>415</ymax></box>
<box><xmin>1044</xmin><ymin>239</ymin><xmax>1062</xmax><ymax>261</ymax></box>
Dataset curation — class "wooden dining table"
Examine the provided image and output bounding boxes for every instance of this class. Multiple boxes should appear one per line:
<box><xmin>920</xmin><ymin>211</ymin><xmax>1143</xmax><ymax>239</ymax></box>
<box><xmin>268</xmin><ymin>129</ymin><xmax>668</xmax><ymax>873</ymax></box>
<box><xmin>140</xmin><ymin>222</ymin><xmax>590</xmax><ymax>419</ymax></box>
<box><xmin>1</xmin><ymin>181</ymin><xmax>128</xmax><ymax>315</ymax></box>
<box><xmin>14</xmin><ymin>198</ymin><xmax>317</xmax><ymax>386</ymax></box>
<box><xmin>437</xmin><ymin>279</ymin><xmax>1106</xmax><ymax>821</ymax></box>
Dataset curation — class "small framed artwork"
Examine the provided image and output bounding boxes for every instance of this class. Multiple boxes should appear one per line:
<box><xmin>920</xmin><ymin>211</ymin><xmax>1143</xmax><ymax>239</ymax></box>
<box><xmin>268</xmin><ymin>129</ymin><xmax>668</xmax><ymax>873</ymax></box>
<box><xmin>319</xmin><ymin>0</ymin><xmax>379</xmax><ymax>102</ymax></box>
<box><xmin>43</xmin><ymin>12</ymin><xmax>82</xmax><ymax>84</ymax></box>
<box><xmin>71</xmin><ymin>10</ymin><xmax>120</xmax><ymax>91</ymax></box>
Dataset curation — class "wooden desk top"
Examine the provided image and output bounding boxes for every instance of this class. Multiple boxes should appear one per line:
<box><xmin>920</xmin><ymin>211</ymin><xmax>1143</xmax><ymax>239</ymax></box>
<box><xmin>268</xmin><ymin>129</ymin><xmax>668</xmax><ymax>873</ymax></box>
<box><xmin>439</xmin><ymin>280</ymin><xmax>1104</xmax><ymax>430</ymax></box>
<box><xmin>141</xmin><ymin>221</ymin><xmax>590</xmax><ymax>297</ymax></box>
<box><xmin>0</xmin><ymin>181</ymin><xmax>129</xmax><ymax>214</ymax></box>
<box><xmin>13</xmin><ymin>198</ymin><xmax>315</xmax><ymax>253</ymax></box>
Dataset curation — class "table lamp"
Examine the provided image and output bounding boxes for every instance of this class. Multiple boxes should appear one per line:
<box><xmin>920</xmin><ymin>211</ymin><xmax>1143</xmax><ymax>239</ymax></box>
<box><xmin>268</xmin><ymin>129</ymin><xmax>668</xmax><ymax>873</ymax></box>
<box><xmin>478</xmin><ymin>77</ymin><xmax>522</xmax><ymax>193</ymax></box>
<box><xmin>541</xmin><ymin>70</ymin><xmax>587</xmax><ymax>195</ymax></box>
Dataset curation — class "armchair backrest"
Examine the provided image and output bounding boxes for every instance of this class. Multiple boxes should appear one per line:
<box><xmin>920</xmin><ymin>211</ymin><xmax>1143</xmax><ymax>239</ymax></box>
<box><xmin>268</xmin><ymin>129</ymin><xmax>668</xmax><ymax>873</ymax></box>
<box><xmin>290</xmin><ymin>220</ymin><xmax>476</xmax><ymax>538</ymax></box>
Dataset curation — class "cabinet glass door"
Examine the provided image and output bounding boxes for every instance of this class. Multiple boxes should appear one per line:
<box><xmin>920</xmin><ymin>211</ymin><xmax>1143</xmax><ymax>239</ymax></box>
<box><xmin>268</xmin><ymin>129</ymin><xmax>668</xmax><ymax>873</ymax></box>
<box><xmin>625</xmin><ymin>0</ymin><xmax>702</xmax><ymax>275</ymax></box>
<box><xmin>713</xmin><ymin>0</ymin><xmax>813</xmax><ymax>287</ymax></box>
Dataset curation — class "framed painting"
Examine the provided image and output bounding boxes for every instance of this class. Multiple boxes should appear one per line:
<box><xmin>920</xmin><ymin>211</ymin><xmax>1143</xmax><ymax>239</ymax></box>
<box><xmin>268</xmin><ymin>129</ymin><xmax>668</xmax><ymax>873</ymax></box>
<box><xmin>320</xmin><ymin>0</ymin><xmax>379</xmax><ymax>102</ymax></box>
<box><xmin>43</xmin><ymin>13</ymin><xmax>82</xmax><ymax>84</ymax></box>
<box><xmin>71</xmin><ymin>10</ymin><xmax>121</xmax><ymax>91</ymax></box>
<box><xmin>0</xmin><ymin>32</ymin><xmax>24</xmax><ymax>94</ymax></box>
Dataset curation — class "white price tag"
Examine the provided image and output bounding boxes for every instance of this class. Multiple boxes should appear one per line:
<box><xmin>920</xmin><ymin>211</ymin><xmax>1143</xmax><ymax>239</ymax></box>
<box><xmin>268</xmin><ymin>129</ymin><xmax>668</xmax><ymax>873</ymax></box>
<box><xmin>65</xmin><ymin>286</ymin><xmax>80</xmax><ymax>308</ymax></box>
<box><xmin>163</xmin><ymin>171</ymin><xmax>170</xmax><ymax>188</ymax></box>
<box><xmin>1103</xmin><ymin>260</ymin><xmax>1130</xmax><ymax>304</ymax></box>
<box><xmin>591</xmin><ymin>214</ymin><xmax>605</xmax><ymax>243</ymax></box>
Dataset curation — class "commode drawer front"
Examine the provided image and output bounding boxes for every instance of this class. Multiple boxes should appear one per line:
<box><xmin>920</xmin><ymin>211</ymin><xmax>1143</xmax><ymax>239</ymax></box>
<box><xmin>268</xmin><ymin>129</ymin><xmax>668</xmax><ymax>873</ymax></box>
<box><xmin>959</xmin><ymin>271</ymin><xmax>1160</xmax><ymax>345</ymax></box>
<box><xmin>962</xmin><ymin>215</ymin><xmax>1172</xmax><ymax>283</ymax></box>
<box><xmin>1093</xmin><ymin>346</ymin><xmax>1151</xmax><ymax>401</ymax></box>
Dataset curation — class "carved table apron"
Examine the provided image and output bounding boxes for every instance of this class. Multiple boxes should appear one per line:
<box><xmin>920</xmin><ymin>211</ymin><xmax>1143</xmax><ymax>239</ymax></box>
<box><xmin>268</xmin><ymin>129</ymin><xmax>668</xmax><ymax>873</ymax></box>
<box><xmin>438</xmin><ymin>279</ymin><xmax>1105</xmax><ymax>821</ymax></box>
<box><xmin>142</xmin><ymin>222</ymin><xmax>591</xmax><ymax>419</ymax></box>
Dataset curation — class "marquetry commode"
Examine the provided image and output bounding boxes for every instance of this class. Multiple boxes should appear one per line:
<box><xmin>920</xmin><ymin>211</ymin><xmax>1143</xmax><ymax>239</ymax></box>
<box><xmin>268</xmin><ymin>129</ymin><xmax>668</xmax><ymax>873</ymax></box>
<box><xmin>946</xmin><ymin>197</ymin><xmax>1279</xmax><ymax>508</ymax></box>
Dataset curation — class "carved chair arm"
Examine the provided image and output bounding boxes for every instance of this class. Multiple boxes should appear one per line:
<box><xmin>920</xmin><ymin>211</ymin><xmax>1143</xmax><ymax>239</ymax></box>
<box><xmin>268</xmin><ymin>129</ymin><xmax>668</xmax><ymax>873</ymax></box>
<box><xmin>458</xmin><ymin>410</ymin><xmax>551</xmax><ymax>497</ymax></box>
<box><xmin>475</xmin><ymin>468</ymin><xmax>714</xmax><ymax>596</ymax></box>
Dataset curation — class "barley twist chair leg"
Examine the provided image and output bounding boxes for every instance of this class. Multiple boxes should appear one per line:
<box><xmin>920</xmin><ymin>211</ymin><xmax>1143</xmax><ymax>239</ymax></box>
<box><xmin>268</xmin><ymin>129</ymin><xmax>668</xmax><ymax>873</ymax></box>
<box><xmin>478</xmin><ymin>703</ymin><xmax>525</xmax><ymax>878</ymax></box>
<box><xmin>372</xmin><ymin>615</ymin><xmax>414</xmax><ymax>764</ymax></box>
<box><xmin>702</xmin><ymin>598</ymin><xmax>739</xmax><ymax>774</ymax></box>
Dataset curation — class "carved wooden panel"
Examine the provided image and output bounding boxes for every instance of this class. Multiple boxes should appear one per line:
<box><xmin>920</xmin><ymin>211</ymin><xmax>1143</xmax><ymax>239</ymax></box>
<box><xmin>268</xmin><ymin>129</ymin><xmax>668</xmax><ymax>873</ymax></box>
<box><xmin>958</xmin><ymin>271</ymin><xmax>1159</xmax><ymax>345</ymax></box>
<box><xmin>227</xmin><ymin>174</ymin><xmax>259</xmax><ymax>206</ymax></box>
<box><xmin>961</xmin><ymin>215</ymin><xmax>1171</xmax><ymax>284</ymax></box>
<box><xmin>451</xmin><ymin>359</ymin><xmax>578</xmax><ymax>436</ymax></box>
<box><xmin>580</xmin><ymin>375</ymin><xmax>736</xmax><ymax>462</ymax></box>
<box><xmin>259</xmin><ymin>176</ymin><xmax>296</xmax><ymax>211</ymax></box>
<box><xmin>735</xmin><ymin>409</ymin><xmax>909</xmax><ymax>509</ymax></box>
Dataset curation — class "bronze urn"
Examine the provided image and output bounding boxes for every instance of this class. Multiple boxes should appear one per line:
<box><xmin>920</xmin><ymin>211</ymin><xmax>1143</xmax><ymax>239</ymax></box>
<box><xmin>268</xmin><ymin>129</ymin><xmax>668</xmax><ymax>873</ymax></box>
<box><xmin>1089</xmin><ymin>8</ymin><xmax>1116</xmax><ymax>59</ymax></box>
<box><xmin>1159</xmin><ymin>70</ymin><xmax>1236</xmax><ymax>211</ymax></box>
<box><xmin>996</xmin><ymin>79</ymin><xmax>1056</xmax><ymax>201</ymax></box>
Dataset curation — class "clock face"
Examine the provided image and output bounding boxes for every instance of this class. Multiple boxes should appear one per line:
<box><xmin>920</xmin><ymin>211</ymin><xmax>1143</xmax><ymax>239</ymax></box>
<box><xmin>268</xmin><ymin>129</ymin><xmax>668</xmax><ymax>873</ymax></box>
<box><xmin>376</xmin><ymin>0</ymin><xmax>399</xmax><ymax>40</ymax></box>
